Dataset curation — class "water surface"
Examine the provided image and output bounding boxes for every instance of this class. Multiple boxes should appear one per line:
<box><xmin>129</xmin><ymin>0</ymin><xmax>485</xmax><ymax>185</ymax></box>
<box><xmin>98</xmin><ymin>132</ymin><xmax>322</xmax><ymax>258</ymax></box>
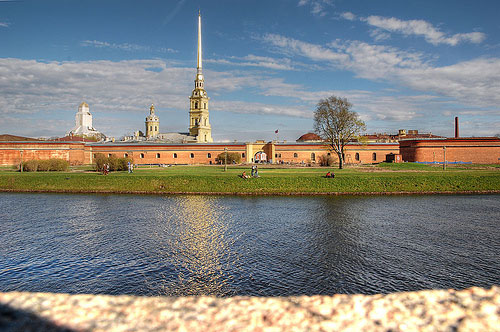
<box><xmin>0</xmin><ymin>193</ymin><xmax>498</xmax><ymax>296</ymax></box>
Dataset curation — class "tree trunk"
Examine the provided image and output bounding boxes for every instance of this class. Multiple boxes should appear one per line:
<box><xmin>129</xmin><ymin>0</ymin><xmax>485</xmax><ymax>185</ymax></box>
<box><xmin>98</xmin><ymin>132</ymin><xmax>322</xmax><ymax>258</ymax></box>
<box><xmin>338</xmin><ymin>153</ymin><xmax>343</xmax><ymax>169</ymax></box>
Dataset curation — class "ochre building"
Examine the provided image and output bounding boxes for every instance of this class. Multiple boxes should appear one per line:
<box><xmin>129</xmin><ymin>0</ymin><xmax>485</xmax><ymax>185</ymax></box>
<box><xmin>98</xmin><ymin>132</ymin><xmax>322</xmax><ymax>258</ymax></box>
<box><xmin>0</xmin><ymin>140</ymin><xmax>399</xmax><ymax>166</ymax></box>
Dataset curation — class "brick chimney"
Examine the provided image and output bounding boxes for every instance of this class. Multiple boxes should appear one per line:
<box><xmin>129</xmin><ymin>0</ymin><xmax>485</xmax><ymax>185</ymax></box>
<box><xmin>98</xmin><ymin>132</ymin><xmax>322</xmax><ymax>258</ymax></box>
<box><xmin>455</xmin><ymin>117</ymin><xmax>459</xmax><ymax>138</ymax></box>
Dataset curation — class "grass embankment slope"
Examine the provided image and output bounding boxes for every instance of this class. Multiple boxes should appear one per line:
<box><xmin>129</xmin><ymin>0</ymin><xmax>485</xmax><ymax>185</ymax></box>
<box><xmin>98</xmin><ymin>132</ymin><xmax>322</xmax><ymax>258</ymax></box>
<box><xmin>0</xmin><ymin>163</ymin><xmax>499</xmax><ymax>195</ymax></box>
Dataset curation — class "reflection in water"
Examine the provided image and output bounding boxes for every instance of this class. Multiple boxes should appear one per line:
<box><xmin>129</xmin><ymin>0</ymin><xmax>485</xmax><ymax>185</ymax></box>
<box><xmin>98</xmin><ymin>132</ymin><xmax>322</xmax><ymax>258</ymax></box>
<box><xmin>151</xmin><ymin>196</ymin><xmax>236</xmax><ymax>296</ymax></box>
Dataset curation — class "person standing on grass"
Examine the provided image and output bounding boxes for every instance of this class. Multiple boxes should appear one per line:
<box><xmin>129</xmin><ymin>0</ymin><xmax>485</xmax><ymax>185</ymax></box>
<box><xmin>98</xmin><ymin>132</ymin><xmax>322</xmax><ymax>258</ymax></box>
<box><xmin>254</xmin><ymin>165</ymin><xmax>259</xmax><ymax>178</ymax></box>
<box><xmin>251</xmin><ymin>165</ymin><xmax>255</xmax><ymax>177</ymax></box>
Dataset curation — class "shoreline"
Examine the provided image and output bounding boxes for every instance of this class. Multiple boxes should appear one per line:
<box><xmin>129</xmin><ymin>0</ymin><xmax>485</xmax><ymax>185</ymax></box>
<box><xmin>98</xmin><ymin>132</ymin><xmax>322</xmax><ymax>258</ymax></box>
<box><xmin>1</xmin><ymin>287</ymin><xmax>498</xmax><ymax>331</ymax></box>
<box><xmin>1</xmin><ymin>188</ymin><xmax>499</xmax><ymax>196</ymax></box>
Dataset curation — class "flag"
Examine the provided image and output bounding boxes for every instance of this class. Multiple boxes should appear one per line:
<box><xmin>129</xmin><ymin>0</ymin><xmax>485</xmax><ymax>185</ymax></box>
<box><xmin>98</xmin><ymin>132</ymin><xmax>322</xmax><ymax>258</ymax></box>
<box><xmin>275</xmin><ymin>129</ymin><xmax>279</xmax><ymax>134</ymax></box>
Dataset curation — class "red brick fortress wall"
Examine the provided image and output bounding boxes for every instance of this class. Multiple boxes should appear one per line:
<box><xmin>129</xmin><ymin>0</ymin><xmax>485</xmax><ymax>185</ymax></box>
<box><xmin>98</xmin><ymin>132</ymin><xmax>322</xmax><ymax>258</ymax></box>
<box><xmin>400</xmin><ymin>138</ymin><xmax>500</xmax><ymax>164</ymax></box>
<box><xmin>0</xmin><ymin>141</ymin><xmax>88</xmax><ymax>166</ymax></box>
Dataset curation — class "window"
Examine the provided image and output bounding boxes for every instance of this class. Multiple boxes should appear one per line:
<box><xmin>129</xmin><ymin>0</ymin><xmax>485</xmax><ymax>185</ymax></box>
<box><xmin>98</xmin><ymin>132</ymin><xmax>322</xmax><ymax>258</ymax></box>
<box><xmin>190</xmin><ymin>153</ymin><xmax>194</xmax><ymax>158</ymax></box>
<box><xmin>108</xmin><ymin>154</ymin><xmax>112</xmax><ymax>157</ymax></box>
<box><xmin>156</xmin><ymin>153</ymin><xmax>160</xmax><ymax>158</ymax></box>
<box><xmin>327</xmin><ymin>152</ymin><xmax>331</xmax><ymax>156</ymax></box>
<box><xmin>242</xmin><ymin>153</ymin><xmax>245</xmax><ymax>158</ymax></box>
<box><xmin>204</xmin><ymin>103</ymin><xmax>207</xmax><ymax>109</ymax></box>
<box><xmin>275</xmin><ymin>153</ymin><xmax>278</xmax><ymax>158</ymax></box>
<box><xmin>173</xmin><ymin>153</ymin><xmax>177</xmax><ymax>158</ymax></box>
<box><xmin>93</xmin><ymin>154</ymin><xmax>96</xmax><ymax>158</ymax></box>
<box><xmin>140</xmin><ymin>153</ymin><xmax>145</xmax><ymax>159</ymax></box>
<box><xmin>155</xmin><ymin>126</ymin><xmax>157</xmax><ymax>131</ymax></box>
<box><xmin>294</xmin><ymin>153</ymin><xmax>298</xmax><ymax>158</ymax></box>
<box><xmin>355</xmin><ymin>153</ymin><xmax>360</xmax><ymax>161</ymax></box>
<box><xmin>372</xmin><ymin>152</ymin><xmax>377</xmax><ymax>161</ymax></box>
<box><xmin>207</xmin><ymin>153</ymin><xmax>211</xmax><ymax>158</ymax></box>
<box><xmin>195</xmin><ymin>102</ymin><xmax>198</xmax><ymax>109</ymax></box>
<box><xmin>311</xmin><ymin>153</ymin><xmax>316</xmax><ymax>161</ymax></box>
<box><xmin>124</xmin><ymin>153</ymin><xmax>128</xmax><ymax>158</ymax></box>
<box><xmin>150</xmin><ymin>126</ymin><xmax>152</xmax><ymax>131</ymax></box>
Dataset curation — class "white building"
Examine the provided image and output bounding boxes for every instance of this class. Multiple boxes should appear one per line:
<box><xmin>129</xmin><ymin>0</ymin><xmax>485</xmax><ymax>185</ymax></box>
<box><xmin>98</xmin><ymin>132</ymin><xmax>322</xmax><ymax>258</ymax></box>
<box><xmin>68</xmin><ymin>102</ymin><xmax>102</xmax><ymax>139</ymax></box>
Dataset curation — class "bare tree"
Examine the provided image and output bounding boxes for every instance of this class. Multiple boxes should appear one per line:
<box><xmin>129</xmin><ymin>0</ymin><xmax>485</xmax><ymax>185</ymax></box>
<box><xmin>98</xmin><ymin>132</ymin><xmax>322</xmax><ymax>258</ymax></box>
<box><xmin>313</xmin><ymin>96</ymin><xmax>366</xmax><ymax>169</ymax></box>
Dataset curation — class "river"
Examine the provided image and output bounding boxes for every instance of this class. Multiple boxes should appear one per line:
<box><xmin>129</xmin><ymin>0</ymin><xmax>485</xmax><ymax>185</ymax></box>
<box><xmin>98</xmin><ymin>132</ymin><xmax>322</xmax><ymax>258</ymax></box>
<box><xmin>0</xmin><ymin>193</ymin><xmax>498</xmax><ymax>296</ymax></box>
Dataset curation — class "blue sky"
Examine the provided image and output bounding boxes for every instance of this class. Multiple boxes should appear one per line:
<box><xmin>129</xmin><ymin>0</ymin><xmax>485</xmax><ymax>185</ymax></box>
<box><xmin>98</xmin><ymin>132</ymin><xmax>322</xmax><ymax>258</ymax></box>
<box><xmin>1</xmin><ymin>0</ymin><xmax>499</xmax><ymax>141</ymax></box>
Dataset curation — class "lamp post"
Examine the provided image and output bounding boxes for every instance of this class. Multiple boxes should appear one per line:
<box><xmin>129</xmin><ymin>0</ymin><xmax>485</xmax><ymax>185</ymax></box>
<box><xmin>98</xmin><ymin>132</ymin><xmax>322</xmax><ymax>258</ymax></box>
<box><xmin>443</xmin><ymin>146</ymin><xmax>446</xmax><ymax>170</ymax></box>
<box><xmin>224</xmin><ymin>147</ymin><xmax>228</xmax><ymax>172</ymax></box>
<box><xmin>20</xmin><ymin>150</ymin><xmax>23</xmax><ymax>173</ymax></box>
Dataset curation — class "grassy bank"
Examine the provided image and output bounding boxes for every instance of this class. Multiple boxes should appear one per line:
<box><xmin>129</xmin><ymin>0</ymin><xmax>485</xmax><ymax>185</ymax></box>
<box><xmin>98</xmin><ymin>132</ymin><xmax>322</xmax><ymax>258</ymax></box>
<box><xmin>0</xmin><ymin>163</ymin><xmax>499</xmax><ymax>195</ymax></box>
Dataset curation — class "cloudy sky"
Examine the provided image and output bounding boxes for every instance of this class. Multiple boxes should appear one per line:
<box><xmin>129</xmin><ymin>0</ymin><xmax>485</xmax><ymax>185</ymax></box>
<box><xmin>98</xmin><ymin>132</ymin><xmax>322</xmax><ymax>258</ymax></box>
<box><xmin>1</xmin><ymin>0</ymin><xmax>499</xmax><ymax>140</ymax></box>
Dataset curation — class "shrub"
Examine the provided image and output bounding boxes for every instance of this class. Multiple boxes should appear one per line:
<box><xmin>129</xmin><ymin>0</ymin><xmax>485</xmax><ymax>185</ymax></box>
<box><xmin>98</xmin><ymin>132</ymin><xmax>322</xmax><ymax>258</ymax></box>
<box><xmin>93</xmin><ymin>154</ymin><xmax>132</xmax><ymax>172</ymax></box>
<box><xmin>20</xmin><ymin>158</ymin><xmax>69</xmax><ymax>172</ymax></box>
<box><xmin>216</xmin><ymin>152</ymin><xmax>242</xmax><ymax>164</ymax></box>
<box><xmin>318</xmin><ymin>154</ymin><xmax>337</xmax><ymax>166</ymax></box>
<box><xmin>22</xmin><ymin>160</ymin><xmax>38</xmax><ymax>172</ymax></box>
<box><xmin>48</xmin><ymin>159</ymin><xmax>70</xmax><ymax>171</ymax></box>
<box><xmin>94</xmin><ymin>154</ymin><xmax>107</xmax><ymax>172</ymax></box>
<box><xmin>37</xmin><ymin>159</ymin><xmax>51</xmax><ymax>171</ymax></box>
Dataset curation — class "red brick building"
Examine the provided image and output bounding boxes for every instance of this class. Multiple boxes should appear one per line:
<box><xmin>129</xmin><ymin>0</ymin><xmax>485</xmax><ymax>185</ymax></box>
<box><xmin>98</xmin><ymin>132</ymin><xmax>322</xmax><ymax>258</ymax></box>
<box><xmin>400</xmin><ymin>137</ymin><xmax>500</xmax><ymax>164</ymax></box>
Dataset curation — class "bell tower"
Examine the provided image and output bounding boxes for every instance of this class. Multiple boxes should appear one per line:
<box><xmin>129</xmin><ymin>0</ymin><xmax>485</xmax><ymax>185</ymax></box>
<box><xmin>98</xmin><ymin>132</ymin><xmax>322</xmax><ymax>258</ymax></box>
<box><xmin>189</xmin><ymin>11</ymin><xmax>213</xmax><ymax>143</ymax></box>
<box><xmin>145</xmin><ymin>104</ymin><xmax>159</xmax><ymax>138</ymax></box>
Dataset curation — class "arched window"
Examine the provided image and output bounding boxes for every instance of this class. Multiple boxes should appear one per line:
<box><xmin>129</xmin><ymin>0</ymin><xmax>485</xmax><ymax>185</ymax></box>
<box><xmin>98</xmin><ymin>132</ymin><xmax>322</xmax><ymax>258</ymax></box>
<box><xmin>204</xmin><ymin>103</ymin><xmax>207</xmax><ymax>109</ymax></box>
<box><xmin>207</xmin><ymin>153</ymin><xmax>211</xmax><ymax>158</ymax></box>
<box><xmin>155</xmin><ymin>126</ymin><xmax>157</xmax><ymax>131</ymax></box>
<box><xmin>190</xmin><ymin>153</ymin><xmax>194</xmax><ymax>158</ymax></box>
<box><xmin>372</xmin><ymin>152</ymin><xmax>377</xmax><ymax>161</ymax></box>
<box><xmin>311</xmin><ymin>153</ymin><xmax>316</xmax><ymax>161</ymax></box>
<box><xmin>355</xmin><ymin>153</ymin><xmax>360</xmax><ymax>161</ymax></box>
<box><xmin>150</xmin><ymin>126</ymin><xmax>152</xmax><ymax>131</ymax></box>
<box><xmin>140</xmin><ymin>153</ymin><xmax>145</xmax><ymax>159</ymax></box>
<box><xmin>124</xmin><ymin>153</ymin><xmax>128</xmax><ymax>158</ymax></box>
<box><xmin>173</xmin><ymin>153</ymin><xmax>177</xmax><ymax>158</ymax></box>
<box><xmin>108</xmin><ymin>154</ymin><xmax>112</xmax><ymax>157</ymax></box>
<box><xmin>194</xmin><ymin>102</ymin><xmax>198</xmax><ymax>109</ymax></box>
<box><xmin>242</xmin><ymin>153</ymin><xmax>245</xmax><ymax>158</ymax></box>
<box><xmin>156</xmin><ymin>153</ymin><xmax>160</xmax><ymax>158</ymax></box>
<box><xmin>294</xmin><ymin>153</ymin><xmax>298</xmax><ymax>158</ymax></box>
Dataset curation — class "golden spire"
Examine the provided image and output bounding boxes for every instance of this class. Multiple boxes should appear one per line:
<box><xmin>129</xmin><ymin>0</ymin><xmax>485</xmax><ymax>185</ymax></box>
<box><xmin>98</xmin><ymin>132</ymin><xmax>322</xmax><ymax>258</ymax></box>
<box><xmin>150</xmin><ymin>104</ymin><xmax>155</xmax><ymax>114</ymax></box>
<box><xmin>197</xmin><ymin>11</ymin><xmax>202</xmax><ymax>75</ymax></box>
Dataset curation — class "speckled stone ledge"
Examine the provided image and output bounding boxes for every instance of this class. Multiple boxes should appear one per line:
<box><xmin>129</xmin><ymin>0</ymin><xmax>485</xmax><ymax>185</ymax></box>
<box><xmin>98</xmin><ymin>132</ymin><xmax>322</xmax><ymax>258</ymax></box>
<box><xmin>1</xmin><ymin>287</ymin><xmax>498</xmax><ymax>331</ymax></box>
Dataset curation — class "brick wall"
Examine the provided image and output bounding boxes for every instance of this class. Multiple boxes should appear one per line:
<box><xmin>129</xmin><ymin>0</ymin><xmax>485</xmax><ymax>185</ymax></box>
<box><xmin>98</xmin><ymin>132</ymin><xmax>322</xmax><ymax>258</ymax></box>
<box><xmin>400</xmin><ymin>138</ymin><xmax>500</xmax><ymax>164</ymax></box>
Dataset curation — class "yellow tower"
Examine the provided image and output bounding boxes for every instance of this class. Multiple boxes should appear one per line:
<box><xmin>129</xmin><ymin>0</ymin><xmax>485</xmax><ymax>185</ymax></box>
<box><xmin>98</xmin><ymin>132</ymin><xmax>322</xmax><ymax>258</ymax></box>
<box><xmin>145</xmin><ymin>104</ymin><xmax>159</xmax><ymax>138</ymax></box>
<box><xmin>189</xmin><ymin>11</ymin><xmax>213</xmax><ymax>143</ymax></box>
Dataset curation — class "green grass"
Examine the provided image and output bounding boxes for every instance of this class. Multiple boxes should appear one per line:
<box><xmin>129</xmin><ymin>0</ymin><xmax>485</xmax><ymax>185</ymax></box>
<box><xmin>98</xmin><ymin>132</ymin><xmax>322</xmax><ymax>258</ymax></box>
<box><xmin>1</xmin><ymin>164</ymin><xmax>499</xmax><ymax>195</ymax></box>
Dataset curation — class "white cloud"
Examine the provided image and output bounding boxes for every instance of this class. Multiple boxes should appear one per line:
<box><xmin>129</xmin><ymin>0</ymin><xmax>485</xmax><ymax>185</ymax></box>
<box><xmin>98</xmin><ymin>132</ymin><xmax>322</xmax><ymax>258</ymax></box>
<box><xmin>363</xmin><ymin>15</ymin><xmax>486</xmax><ymax>46</ymax></box>
<box><xmin>212</xmin><ymin>100</ymin><xmax>311</xmax><ymax>118</ymax></box>
<box><xmin>340</xmin><ymin>12</ymin><xmax>356</xmax><ymax>21</ymax></box>
<box><xmin>80</xmin><ymin>40</ymin><xmax>177</xmax><ymax>53</ymax></box>
<box><xmin>262</xmin><ymin>33</ymin><xmax>500</xmax><ymax>111</ymax></box>
<box><xmin>0</xmin><ymin>58</ymin><xmax>318</xmax><ymax>137</ymax></box>
<box><xmin>0</xmin><ymin>22</ymin><xmax>9</xmax><ymax>27</ymax></box>
<box><xmin>206</xmin><ymin>54</ymin><xmax>294</xmax><ymax>70</ymax></box>
<box><xmin>263</xmin><ymin>33</ymin><xmax>349</xmax><ymax>63</ymax></box>
<box><xmin>297</xmin><ymin>0</ymin><xmax>333</xmax><ymax>17</ymax></box>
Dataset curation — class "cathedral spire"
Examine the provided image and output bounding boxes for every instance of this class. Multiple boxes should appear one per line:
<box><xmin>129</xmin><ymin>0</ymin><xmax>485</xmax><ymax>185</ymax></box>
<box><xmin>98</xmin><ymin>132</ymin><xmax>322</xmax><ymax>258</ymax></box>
<box><xmin>197</xmin><ymin>11</ymin><xmax>202</xmax><ymax>75</ymax></box>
